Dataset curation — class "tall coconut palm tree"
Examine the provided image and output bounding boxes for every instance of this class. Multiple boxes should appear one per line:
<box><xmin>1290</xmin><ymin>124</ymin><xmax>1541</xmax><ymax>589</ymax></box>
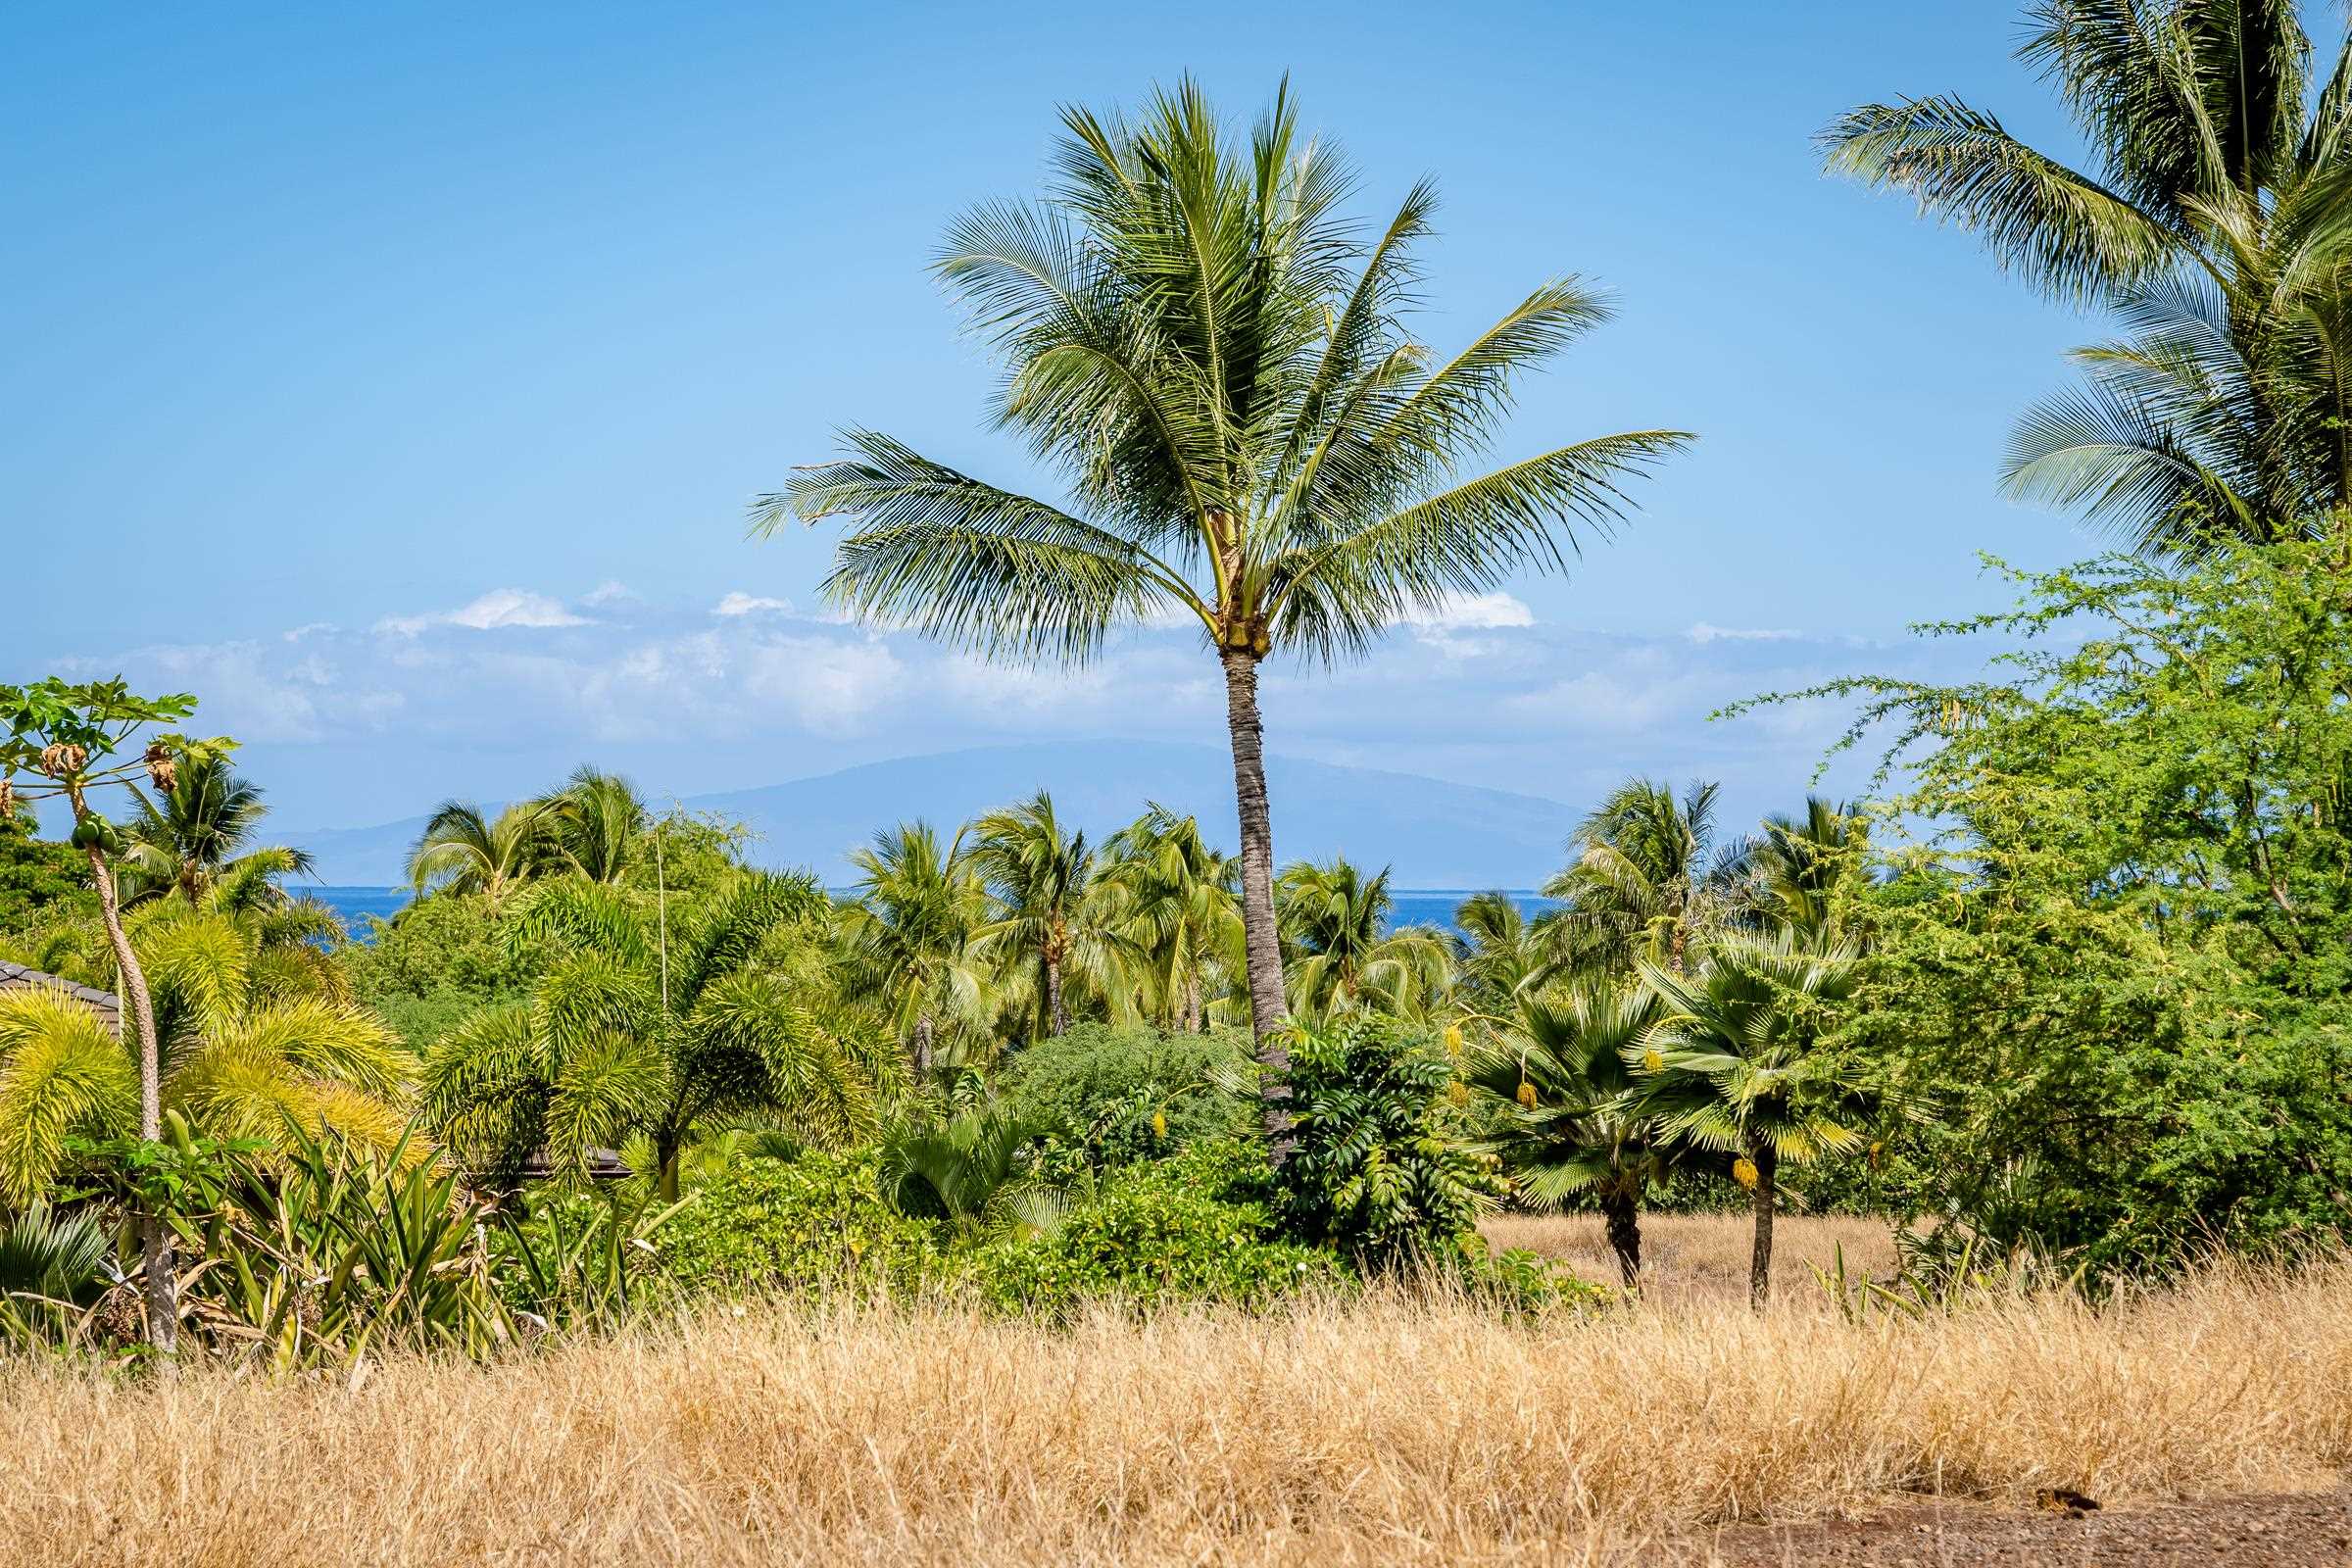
<box><xmin>421</xmin><ymin>871</ymin><xmax>889</xmax><ymax>1200</ymax></box>
<box><xmin>406</xmin><ymin>800</ymin><xmax>557</xmax><ymax>909</ymax></box>
<box><xmin>1824</xmin><ymin>1</ymin><xmax>2352</xmax><ymax>557</ymax></box>
<box><xmin>1460</xmin><ymin>979</ymin><xmax>1683</xmax><ymax>1288</ymax></box>
<box><xmin>117</xmin><ymin>757</ymin><xmax>315</xmax><ymax>908</ymax></box>
<box><xmin>0</xmin><ymin>906</ymin><xmax>408</xmax><ymax>1205</ymax></box>
<box><xmin>836</xmin><ymin>822</ymin><xmax>996</xmax><ymax>1080</ymax></box>
<box><xmin>1752</xmin><ymin>797</ymin><xmax>1870</xmax><ymax>944</ymax></box>
<box><xmin>1276</xmin><ymin>857</ymin><xmax>1452</xmax><ymax>1022</ymax></box>
<box><xmin>1100</xmin><ymin>805</ymin><xmax>1244</xmax><ymax>1032</ymax></box>
<box><xmin>1633</xmin><ymin>932</ymin><xmax>1874</xmax><ymax>1306</ymax></box>
<box><xmin>1544</xmin><ymin>779</ymin><xmax>1756</xmax><ymax>979</ymax></box>
<box><xmin>758</xmin><ymin>81</ymin><xmax>1690</xmax><ymax>1157</ymax></box>
<box><xmin>965</xmin><ymin>791</ymin><xmax>1132</xmax><ymax>1042</ymax></box>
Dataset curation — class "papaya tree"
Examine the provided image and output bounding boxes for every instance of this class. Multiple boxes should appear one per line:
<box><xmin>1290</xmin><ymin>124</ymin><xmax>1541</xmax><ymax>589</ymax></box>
<box><xmin>0</xmin><ymin>676</ymin><xmax>234</xmax><ymax>1353</ymax></box>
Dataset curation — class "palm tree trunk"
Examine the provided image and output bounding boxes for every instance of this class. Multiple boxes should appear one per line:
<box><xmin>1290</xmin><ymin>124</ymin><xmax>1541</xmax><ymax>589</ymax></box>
<box><xmin>1600</xmin><ymin>1188</ymin><xmax>1642</xmax><ymax>1290</ymax></box>
<box><xmin>1748</xmin><ymin>1139</ymin><xmax>1778</xmax><ymax>1309</ymax></box>
<box><xmin>1220</xmin><ymin>649</ymin><xmax>1292</xmax><ymax>1161</ymax></box>
<box><xmin>911</xmin><ymin>1013</ymin><xmax>934</xmax><ymax>1082</ymax></box>
<box><xmin>87</xmin><ymin>845</ymin><xmax>175</xmax><ymax>1355</ymax></box>
<box><xmin>1044</xmin><ymin>953</ymin><xmax>1066</xmax><ymax>1039</ymax></box>
<box><xmin>657</xmin><ymin>1132</ymin><xmax>681</xmax><ymax>1204</ymax></box>
<box><xmin>1183</xmin><ymin>972</ymin><xmax>1202</xmax><ymax>1035</ymax></box>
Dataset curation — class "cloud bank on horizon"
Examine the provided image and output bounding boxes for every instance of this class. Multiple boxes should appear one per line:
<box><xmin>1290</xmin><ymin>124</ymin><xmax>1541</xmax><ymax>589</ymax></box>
<box><xmin>47</xmin><ymin>580</ymin><xmax>1972</xmax><ymax>835</ymax></box>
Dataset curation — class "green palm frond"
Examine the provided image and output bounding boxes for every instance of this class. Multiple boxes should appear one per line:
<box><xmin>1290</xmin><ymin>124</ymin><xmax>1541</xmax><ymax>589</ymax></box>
<box><xmin>0</xmin><ymin>990</ymin><xmax>136</xmax><ymax>1204</ymax></box>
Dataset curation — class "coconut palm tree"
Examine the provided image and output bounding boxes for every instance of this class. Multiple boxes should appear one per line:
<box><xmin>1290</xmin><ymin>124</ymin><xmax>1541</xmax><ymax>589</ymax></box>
<box><xmin>117</xmin><ymin>756</ymin><xmax>314</xmax><ymax>908</ymax></box>
<box><xmin>1450</xmin><ymin>891</ymin><xmax>1557</xmax><ymax>1009</ymax></box>
<box><xmin>1824</xmin><ymin>1</ymin><xmax>2352</xmax><ymax>557</ymax></box>
<box><xmin>545</xmin><ymin>765</ymin><xmax>649</xmax><ymax>886</ymax></box>
<box><xmin>1276</xmin><ymin>857</ymin><xmax>1452</xmax><ymax>1022</ymax></box>
<box><xmin>1099</xmin><ymin>805</ymin><xmax>1243</xmax><ymax>1033</ymax></box>
<box><xmin>1752</xmin><ymin>797</ymin><xmax>1869</xmax><ymax>944</ymax></box>
<box><xmin>405</xmin><ymin>800</ymin><xmax>557</xmax><ymax>909</ymax></box>
<box><xmin>1460</xmin><ymin>979</ymin><xmax>1682</xmax><ymax>1288</ymax></box>
<box><xmin>0</xmin><ymin>906</ymin><xmax>408</xmax><ymax>1204</ymax></box>
<box><xmin>1544</xmin><ymin>779</ymin><xmax>1756</xmax><ymax>980</ymax></box>
<box><xmin>421</xmin><ymin>871</ymin><xmax>890</xmax><ymax>1200</ymax></box>
<box><xmin>836</xmin><ymin>822</ymin><xmax>996</xmax><ymax>1080</ymax></box>
<box><xmin>965</xmin><ymin>791</ymin><xmax>1133</xmax><ymax>1042</ymax></box>
<box><xmin>1632</xmin><ymin>932</ymin><xmax>1873</xmax><ymax>1306</ymax></box>
<box><xmin>758</xmin><ymin>81</ymin><xmax>1690</xmax><ymax>1157</ymax></box>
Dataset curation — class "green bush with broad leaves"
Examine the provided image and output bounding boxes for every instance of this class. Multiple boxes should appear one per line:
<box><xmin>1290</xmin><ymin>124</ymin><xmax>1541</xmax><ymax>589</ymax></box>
<box><xmin>650</xmin><ymin>1149</ymin><xmax>951</xmax><ymax>1298</ymax></box>
<box><xmin>1271</xmin><ymin>1013</ymin><xmax>1505</xmax><ymax>1268</ymax></box>
<box><xmin>994</xmin><ymin>1022</ymin><xmax>1254</xmax><ymax>1171</ymax></box>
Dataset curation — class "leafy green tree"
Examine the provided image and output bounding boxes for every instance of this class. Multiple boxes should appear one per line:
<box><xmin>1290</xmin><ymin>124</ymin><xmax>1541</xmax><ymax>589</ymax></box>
<box><xmin>1825</xmin><ymin>1</ymin><xmax>2352</xmax><ymax>556</ymax></box>
<box><xmin>545</xmin><ymin>765</ymin><xmax>650</xmax><ymax>886</ymax></box>
<box><xmin>760</xmin><ymin>80</ymin><xmax>1688</xmax><ymax>1158</ymax></box>
<box><xmin>1099</xmin><ymin>806</ymin><xmax>1243</xmax><ymax>1033</ymax></box>
<box><xmin>0</xmin><ymin>676</ymin><xmax>232</xmax><ymax>1352</ymax></box>
<box><xmin>1460</xmin><ymin>979</ymin><xmax>1684</xmax><ymax>1288</ymax></box>
<box><xmin>1632</xmin><ymin>933</ymin><xmax>1875</xmax><ymax>1305</ymax></box>
<box><xmin>1752</xmin><ymin>797</ymin><xmax>1870</xmax><ymax>944</ymax></box>
<box><xmin>0</xmin><ymin>811</ymin><xmax>91</xmax><ymax>935</ymax></box>
<box><xmin>966</xmin><ymin>791</ymin><xmax>1132</xmax><ymax>1041</ymax></box>
<box><xmin>1276</xmin><ymin>857</ymin><xmax>1452</xmax><ymax>1021</ymax></box>
<box><xmin>422</xmin><ymin>872</ymin><xmax>890</xmax><ymax>1200</ymax></box>
<box><xmin>117</xmin><ymin>756</ymin><xmax>314</xmax><ymax>909</ymax></box>
<box><xmin>1449</xmin><ymin>892</ymin><xmax>1556</xmax><ymax>1009</ymax></box>
<box><xmin>1544</xmin><ymin>779</ymin><xmax>1755</xmax><ymax>978</ymax></box>
<box><xmin>836</xmin><ymin>822</ymin><xmax>996</xmax><ymax>1079</ymax></box>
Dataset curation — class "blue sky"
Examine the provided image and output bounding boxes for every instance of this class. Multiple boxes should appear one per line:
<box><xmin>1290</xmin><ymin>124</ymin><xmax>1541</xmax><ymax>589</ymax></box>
<box><xmin>5</xmin><ymin>2</ymin><xmax>2094</xmax><ymax>842</ymax></box>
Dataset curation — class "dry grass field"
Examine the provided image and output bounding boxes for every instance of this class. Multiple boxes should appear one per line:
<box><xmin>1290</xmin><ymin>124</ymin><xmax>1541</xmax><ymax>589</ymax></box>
<box><xmin>2</xmin><ymin>1250</ymin><xmax>2349</xmax><ymax>1566</ymax></box>
<box><xmin>1483</xmin><ymin>1210</ymin><xmax>1906</xmax><ymax>1307</ymax></box>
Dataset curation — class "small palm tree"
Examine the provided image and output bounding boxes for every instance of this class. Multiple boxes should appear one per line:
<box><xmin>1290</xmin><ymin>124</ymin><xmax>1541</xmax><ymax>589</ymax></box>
<box><xmin>835</xmin><ymin>822</ymin><xmax>996</xmax><ymax>1080</ymax></box>
<box><xmin>965</xmin><ymin>791</ymin><xmax>1133</xmax><ymax>1042</ymax></box>
<box><xmin>877</xmin><ymin>1104</ymin><xmax>1043</xmax><ymax>1234</ymax></box>
<box><xmin>1752</xmin><ymin>797</ymin><xmax>1869</xmax><ymax>944</ymax></box>
<box><xmin>1632</xmin><ymin>932</ymin><xmax>1873</xmax><ymax>1306</ymax></box>
<box><xmin>1460</xmin><ymin>979</ymin><xmax>1678</xmax><ymax>1288</ymax></box>
<box><xmin>1825</xmin><ymin>1</ymin><xmax>2352</xmax><ymax>556</ymax></box>
<box><xmin>406</xmin><ymin>800</ymin><xmax>558</xmax><ymax>909</ymax></box>
<box><xmin>545</xmin><ymin>765</ymin><xmax>649</xmax><ymax>885</ymax></box>
<box><xmin>1544</xmin><ymin>779</ymin><xmax>1755</xmax><ymax>978</ymax></box>
<box><xmin>1276</xmin><ymin>857</ymin><xmax>1452</xmax><ymax>1021</ymax></box>
<box><xmin>1450</xmin><ymin>892</ymin><xmax>1556</xmax><ymax>1009</ymax></box>
<box><xmin>118</xmin><ymin>756</ymin><xmax>314</xmax><ymax>907</ymax></box>
<box><xmin>1099</xmin><ymin>805</ymin><xmax>1244</xmax><ymax>1033</ymax></box>
<box><xmin>422</xmin><ymin>871</ymin><xmax>890</xmax><ymax>1200</ymax></box>
<box><xmin>0</xmin><ymin>907</ymin><xmax>408</xmax><ymax>1204</ymax></box>
<box><xmin>760</xmin><ymin>80</ymin><xmax>1689</xmax><ymax>1158</ymax></box>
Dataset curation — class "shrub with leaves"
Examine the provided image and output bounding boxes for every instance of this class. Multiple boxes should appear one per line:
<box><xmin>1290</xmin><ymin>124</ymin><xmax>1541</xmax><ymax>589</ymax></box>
<box><xmin>1271</xmin><ymin>1014</ymin><xmax>1503</xmax><ymax>1267</ymax></box>
<box><xmin>993</xmin><ymin>1022</ymin><xmax>1254</xmax><ymax>1168</ymax></box>
<box><xmin>651</xmin><ymin>1149</ymin><xmax>949</xmax><ymax>1299</ymax></box>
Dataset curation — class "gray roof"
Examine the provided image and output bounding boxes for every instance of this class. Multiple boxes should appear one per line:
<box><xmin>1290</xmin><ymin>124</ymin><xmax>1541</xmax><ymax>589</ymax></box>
<box><xmin>0</xmin><ymin>962</ymin><xmax>122</xmax><ymax>1035</ymax></box>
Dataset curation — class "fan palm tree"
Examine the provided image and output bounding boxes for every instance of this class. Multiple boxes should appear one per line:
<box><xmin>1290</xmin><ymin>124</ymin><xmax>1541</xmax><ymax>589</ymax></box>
<box><xmin>1824</xmin><ymin>1</ymin><xmax>2352</xmax><ymax>557</ymax></box>
<box><xmin>835</xmin><ymin>822</ymin><xmax>996</xmax><ymax>1081</ymax></box>
<box><xmin>1632</xmin><ymin>932</ymin><xmax>1873</xmax><ymax>1306</ymax></box>
<box><xmin>405</xmin><ymin>800</ymin><xmax>557</xmax><ymax>909</ymax></box>
<box><xmin>421</xmin><ymin>871</ymin><xmax>890</xmax><ymax>1200</ymax></box>
<box><xmin>117</xmin><ymin>757</ymin><xmax>315</xmax><ymax>908</ymax></box>
<box><xmin>1276</xmin><ymin>857</ymin><xmax>1452</xmax><ymax>1021</ymax></box>
<box><xmin>965</xmin><ymin>791</ymin><xmax>1133</xmax><ymax>1042</ymax></box>
<box><xmin>0</xmin><ymin>907</ymin><xmax>408</xmax><ymax>1204</ymax></box>
<box><xmin>1450</xmin><ymin>891</ymin><xmax>1557</xmax><ymax>1008</ymax></box>
<box><xmin>1544</xmin><ymin>779</ymin><xmax>1756</xmax><ymax>978</ymax></box>
<box><xmin>1099</xmin><ymin>805</ymin><xmax>1244</xmax><ymax>1032</ymax></box>
<box><xmin>876</xmin><ymin>1104</ymin><xmax>1044</xmax><ymax>1234</ymax></box>
<box><xmin>758</xmin><ymin>81</ymin><xmax>1690</xmax><ymax>1157</ymax></box>
<box><xmin>1460</xmin><ymin>979</ymin><xmax>1681</xmax><ymax>1287</ymax></box>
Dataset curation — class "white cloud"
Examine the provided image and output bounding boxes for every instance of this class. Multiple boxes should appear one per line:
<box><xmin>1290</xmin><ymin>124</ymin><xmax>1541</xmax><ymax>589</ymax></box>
<box><xmin>282</xmin><ymin>622</ymin><xmax>335</xmax><ymax>643</ymax></box>
<box><xmin>375</xmin><ymin>589</ymin><xmax>590</xmax><ymax>636</ymax></box>
<box><xmin>1404</xmin><ymin>592</ymin><xmax>1536</xmax><ymax>632</ymax></box>
<box><xmin>582</xmin><ymin>581</ymin><xmax>635</xmax><ymax>606</ymax></box>
<box><xmin>1688</xmin><ymin>621</ymin><xmax>1800</xmax><ymax>645</ymax></box>
<box><xmin>713</xmin><ymin>591</ymin><xmax>793</xmax><ymax>617</ymax></box>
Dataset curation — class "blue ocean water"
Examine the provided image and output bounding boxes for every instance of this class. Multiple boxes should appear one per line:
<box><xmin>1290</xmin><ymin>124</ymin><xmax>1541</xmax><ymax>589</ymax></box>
<box><xmin>313</xmin><ymin>886</ymin><xmax>1551</xmax><ymax>942</ymax></box>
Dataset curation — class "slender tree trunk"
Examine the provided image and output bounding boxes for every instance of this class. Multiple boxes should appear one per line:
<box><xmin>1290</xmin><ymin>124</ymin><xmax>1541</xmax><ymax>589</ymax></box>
<box><xmin>1044</xmin><ymin>952</ymin><xmax>1066</xmax><ymax>1039</ymax></box>
<box><xmin>88</xmin><ymin>845</ymin><xmax>175</xmax><ymax>1355</ymax></box>
<box><xmin>1183</xmin><ymin>972</ymin><xmax>1202</xmax><ymax>1035</ymax></box>
<box><xmin>657</xmin><ymin>1132</ymin><xmax>681</xmax><ymax>1203</ymax></box>
<box><xmin>1220</xmin><ymin>650</ymin><xmax>1292</xmax><ymax>1161</ymax></box>
<box><xmin>1600</xmin><ymin>1188</ymin><xmax>1642</xmax><ymax>1290</ymax></box>
<box><xmin>1748</xmin><ymin>1139</ymin><xmax>1778</xmax><ymax>1309</ymax></box>
<box><xmin>911</xmin><ymin>1014</ymin><xmax>934</xmax><ymax>1083</ymax></box>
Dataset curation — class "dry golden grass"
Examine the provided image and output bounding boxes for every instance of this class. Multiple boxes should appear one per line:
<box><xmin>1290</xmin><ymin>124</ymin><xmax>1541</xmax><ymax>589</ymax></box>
<box><xmin>3</xmin><ymin>1257</ymin><xmax>2349</xmax><ymax>1566</ymax></box>
<box><xmin>1484</xmin><ymin>1210</ymin><xmax>1906</xmax><ymax>1307</ymax></box>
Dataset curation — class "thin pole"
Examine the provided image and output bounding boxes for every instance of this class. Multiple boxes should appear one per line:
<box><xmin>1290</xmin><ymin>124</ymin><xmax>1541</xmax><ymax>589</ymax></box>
<box><xmin>656</xmin><ymin>821</ymin><xmax>669</xmax><ymax>1013</ymax></box>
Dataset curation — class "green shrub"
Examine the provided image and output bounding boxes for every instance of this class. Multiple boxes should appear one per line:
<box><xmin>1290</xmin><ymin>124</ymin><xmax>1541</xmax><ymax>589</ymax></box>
<box><xmin>972</xmin><ymin>1152</ymin><xmax>1341</xmax><ymax>1316</ymax></box>
<box><xmin>996</xmin><ymin>1022</ymin><xmax>1253</xmax><ymax>1169</ymax></box>
<box><xmin>652</xmin><ymin>1150</ymin><xmax>950</xmax><ymax>1298</ymax></box>
<box><xmin>1273</xmin><ymin>1013</ymin><xmax>1505</xmax><ymax>1267</ymax></box>
<box><xmin>338</xmin><ymin>892</ymin><xmax>550</xmax><ymax>1047</ymax></box>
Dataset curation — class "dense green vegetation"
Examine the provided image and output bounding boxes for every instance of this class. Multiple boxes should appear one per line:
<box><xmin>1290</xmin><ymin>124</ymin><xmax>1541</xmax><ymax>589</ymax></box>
<box><xmin>7</xmin><ymin>19</ymin><xmax>2352</xmax><ymax>1362</ymax></box>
